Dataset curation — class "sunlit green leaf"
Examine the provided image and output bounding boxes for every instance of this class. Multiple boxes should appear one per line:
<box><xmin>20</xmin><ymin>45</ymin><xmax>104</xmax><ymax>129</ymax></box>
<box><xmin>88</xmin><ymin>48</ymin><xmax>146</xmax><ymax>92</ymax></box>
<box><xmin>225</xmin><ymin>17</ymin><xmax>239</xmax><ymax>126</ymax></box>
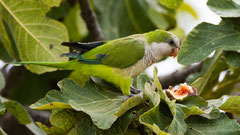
<box><xmin>0</xmin><ymin>0</ymin><xmax>69</xmax><ymax>74</ymax></box>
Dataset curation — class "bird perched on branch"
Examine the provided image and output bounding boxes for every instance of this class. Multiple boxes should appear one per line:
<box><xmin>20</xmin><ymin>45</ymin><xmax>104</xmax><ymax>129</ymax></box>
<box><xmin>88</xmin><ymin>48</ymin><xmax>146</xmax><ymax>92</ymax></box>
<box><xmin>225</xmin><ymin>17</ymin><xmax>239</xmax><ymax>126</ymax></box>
<box><xmin>18</xmin><ymin>30</ymin><xmax>180</xmax><ymax>95</ymax></box>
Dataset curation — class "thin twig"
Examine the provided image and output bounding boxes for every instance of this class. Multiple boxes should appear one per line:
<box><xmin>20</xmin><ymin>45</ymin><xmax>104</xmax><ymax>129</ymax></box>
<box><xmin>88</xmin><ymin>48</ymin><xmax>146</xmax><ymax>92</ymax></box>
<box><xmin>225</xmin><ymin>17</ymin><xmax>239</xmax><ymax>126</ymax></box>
<box><xmin>78</xmin><ymin>0</ymin><xmax>104</xmax><ymax>41</ymax></box>
<box><xmin>159</xmin><ymin>63</ymin><xmax>203</xmax><ymax>89</ymax></box>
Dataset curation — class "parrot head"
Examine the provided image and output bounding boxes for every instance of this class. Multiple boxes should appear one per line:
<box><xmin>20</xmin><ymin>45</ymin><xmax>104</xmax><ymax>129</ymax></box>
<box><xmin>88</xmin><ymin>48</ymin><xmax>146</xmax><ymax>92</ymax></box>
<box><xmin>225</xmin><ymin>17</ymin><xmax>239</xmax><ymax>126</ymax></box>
<box><xmin>144</xmin><ymin>29</ymin><xmax>180</xmax><ymax>58</ymax></box>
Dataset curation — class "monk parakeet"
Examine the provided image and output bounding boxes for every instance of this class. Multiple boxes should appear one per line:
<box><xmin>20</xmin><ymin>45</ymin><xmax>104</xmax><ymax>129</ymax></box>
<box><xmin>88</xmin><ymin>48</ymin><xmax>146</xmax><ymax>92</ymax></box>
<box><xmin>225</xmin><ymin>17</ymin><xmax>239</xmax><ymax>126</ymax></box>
<box><xmin>18</xmin><ymin>30</ymin><xmax>180</xmax><ymax>95</ymax></box>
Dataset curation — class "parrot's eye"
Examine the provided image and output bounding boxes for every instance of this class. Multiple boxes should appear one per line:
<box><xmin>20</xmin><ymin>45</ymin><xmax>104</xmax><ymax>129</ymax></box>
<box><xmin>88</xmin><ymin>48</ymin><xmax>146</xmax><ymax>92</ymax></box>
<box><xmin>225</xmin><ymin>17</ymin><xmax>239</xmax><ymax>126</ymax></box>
<box><xmin>168</xmin><ymin>39</ymin><xmax>174</xmax><ymax>45</ymax></box>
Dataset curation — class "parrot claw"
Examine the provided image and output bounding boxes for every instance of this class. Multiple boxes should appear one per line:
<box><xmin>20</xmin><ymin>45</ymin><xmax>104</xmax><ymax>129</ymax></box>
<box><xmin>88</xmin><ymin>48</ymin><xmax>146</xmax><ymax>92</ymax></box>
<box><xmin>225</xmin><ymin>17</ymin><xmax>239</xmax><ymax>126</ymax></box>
<box><xmin>130</xmin><ymin>86</ymin><xmax>141</xmax><ymax>94</ymax></box>
<box><xmin>123</xmin><ymin>93</ymin><xmax>135</xmax><ymax>103</ymax></box>
<box><xmin>122</xmin><ymin>87</ymin><xmax>141</xmax><ymax>102</ymax></box>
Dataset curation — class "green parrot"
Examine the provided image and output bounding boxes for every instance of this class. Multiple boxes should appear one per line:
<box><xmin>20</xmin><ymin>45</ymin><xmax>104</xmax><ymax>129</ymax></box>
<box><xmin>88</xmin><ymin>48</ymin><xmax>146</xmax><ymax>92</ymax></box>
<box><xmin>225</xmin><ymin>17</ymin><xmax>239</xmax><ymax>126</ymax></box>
<box><xmin>18</xmin><ymin>30</ymin><xmax>180</xmax><ymax>95</ymax></box>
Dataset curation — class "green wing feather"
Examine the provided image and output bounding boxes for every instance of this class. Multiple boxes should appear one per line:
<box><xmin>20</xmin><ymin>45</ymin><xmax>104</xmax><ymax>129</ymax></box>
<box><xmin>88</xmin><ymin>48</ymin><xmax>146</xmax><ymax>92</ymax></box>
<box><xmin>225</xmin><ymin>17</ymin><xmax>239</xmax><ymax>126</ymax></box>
<box><xmin>82</xmin><ymin>35</ymin><xmax>146</xmax><ymax>68</ymax></box>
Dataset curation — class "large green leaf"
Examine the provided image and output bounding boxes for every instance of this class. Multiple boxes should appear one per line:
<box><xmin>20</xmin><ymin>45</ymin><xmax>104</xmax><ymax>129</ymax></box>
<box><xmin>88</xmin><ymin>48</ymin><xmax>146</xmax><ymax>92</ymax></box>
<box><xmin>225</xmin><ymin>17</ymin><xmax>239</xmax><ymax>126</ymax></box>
<box><xmin>178</xmin><ymin>18</ymin><xmax>240</xmax><ymax>65</ymax></box>
<box><xmin>30</xmin><ymin>79</ymin><xmax>126</xmax><ymax>129</ymax></box>
<box><xmin>207</xmin><ymin>0</ymin><xmax>240</xmax><ymax>17</ymax></box>
<box><xmin>158</xmin><ymin>0</ymin><xmax>183</xmax><ymax>9</ymax></box>
<box><xmin>0</xmin><ymin>0</ymin><xmax>69</xmax><ymax>74</ymax></box>
<box><xmin>185</xmin><ymin>113</ymin><xmax>240</xmax><ymax>135</ymax></box>
<box><xmin>92</xmin><ymin>0</ymin><xmax>175</xmax><ymax>40</ymax></box>
<box><xmin>219</xmin><ymin>96</ymin><xmax>240</xmax><ymax>116</ymax></box>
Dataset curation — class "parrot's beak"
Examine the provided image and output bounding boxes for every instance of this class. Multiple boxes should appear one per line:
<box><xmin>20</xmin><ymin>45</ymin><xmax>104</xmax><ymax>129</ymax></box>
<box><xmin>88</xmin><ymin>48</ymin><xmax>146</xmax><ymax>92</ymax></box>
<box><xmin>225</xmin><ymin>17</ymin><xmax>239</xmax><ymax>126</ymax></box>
<box><xmin>169</xmin><ymin>48</ymin><xmax>179</xmax><ymax>57</ymax></box>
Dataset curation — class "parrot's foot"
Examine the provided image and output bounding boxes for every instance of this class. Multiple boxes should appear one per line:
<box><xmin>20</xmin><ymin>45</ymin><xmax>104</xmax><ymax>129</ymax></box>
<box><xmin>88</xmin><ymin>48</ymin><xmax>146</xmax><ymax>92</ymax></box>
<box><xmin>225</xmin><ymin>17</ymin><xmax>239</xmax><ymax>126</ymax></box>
<box><xmin>130</xmin><ymin>86</ymin><xmax>141</xmax><ymax>94</ymax></box>
<box><xmin>123</xmin><ymin>93</ymin><xmax>135</xmax><ymax>102</ymax></box>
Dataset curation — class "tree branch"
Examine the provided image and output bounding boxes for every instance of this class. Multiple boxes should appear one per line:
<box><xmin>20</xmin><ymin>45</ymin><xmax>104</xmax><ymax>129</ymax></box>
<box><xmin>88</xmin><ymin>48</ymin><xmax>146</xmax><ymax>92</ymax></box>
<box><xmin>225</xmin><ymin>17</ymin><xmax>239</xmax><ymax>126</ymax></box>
<box><xmin>159</xmin><ymin>63</ymin><xmax>203</xmax><ymax>89</ymax></box>
<box><xmin>78</xmin><ymin>0</ymin><xmax>104</xmax><ymax>41</ymax></box>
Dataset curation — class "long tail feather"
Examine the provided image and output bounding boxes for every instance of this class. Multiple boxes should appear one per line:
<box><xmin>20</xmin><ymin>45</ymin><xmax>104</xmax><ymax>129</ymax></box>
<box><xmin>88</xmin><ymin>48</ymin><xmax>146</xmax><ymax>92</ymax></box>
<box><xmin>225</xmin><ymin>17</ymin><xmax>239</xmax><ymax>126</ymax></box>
<box><xmin>61</xmin><ymin>41</ymin><xmax>104</xmax><ymax>50</ymax></box>
<box><xmin>13</xmin><ymin>60</ymin><xmax>77</xmax><ymax>70</ymax></box>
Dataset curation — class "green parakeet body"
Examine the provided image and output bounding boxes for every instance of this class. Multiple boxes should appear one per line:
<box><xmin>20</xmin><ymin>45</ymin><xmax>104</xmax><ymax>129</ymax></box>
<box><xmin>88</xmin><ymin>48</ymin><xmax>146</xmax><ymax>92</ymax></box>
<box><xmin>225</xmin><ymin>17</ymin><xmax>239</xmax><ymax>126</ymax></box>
<box><xmin>19</xmin><ymin>30</ymin><xmax>180</xmax><ymax>95</ymax></box>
